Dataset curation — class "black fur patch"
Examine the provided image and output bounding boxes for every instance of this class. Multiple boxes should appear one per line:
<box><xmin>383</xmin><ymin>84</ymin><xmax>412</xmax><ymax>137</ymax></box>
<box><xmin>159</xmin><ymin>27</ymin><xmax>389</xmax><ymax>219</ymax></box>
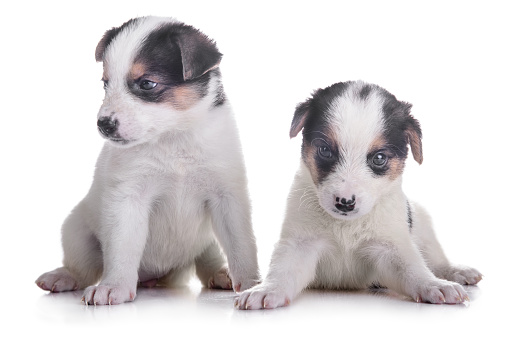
<box><xmin>133</xmin><ymin>21</ymin><xmax>222</xmax><ymax>83</ymax></box>
<box><xmin>129</xmin><ymin>22</ymin><xmax>221</xmax><ymax>104</ymax></box>
<box><xmin>135</xmin><ymin>23</ymin><xmax>191</xmax><ymax>84</ymax></box>
<box><xmin>359</xmin><ymin>83</ymin><xmax>373</xmax><ymax>100</ymax></box>
<box><xmin>213</xmin><ymin>83</ymin><xmax>226</xmax><ymax>107</ymax></box>
<box><xmin>369</xmin><ymin>282</ymin><xmax>387</xmax><ymax>289</ymax></box>
<box><xmin>407</xmin><ymin>200</ymin><xmax>413</xmax><ymax>230</ymax></box>
<box><xmin>378</xmin><ymin>88</ymin><xmax>421</xmax><ymax>160</ymax></box>
<box><xmin>211</xmin><ymin>70</ymin><xmax>226</xmax><ymax>107</ymax></box>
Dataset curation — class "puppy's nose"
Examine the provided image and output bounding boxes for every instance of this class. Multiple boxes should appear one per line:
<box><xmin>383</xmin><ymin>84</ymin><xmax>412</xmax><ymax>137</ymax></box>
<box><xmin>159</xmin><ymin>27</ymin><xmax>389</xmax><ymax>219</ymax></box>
<box><xmin>335</xmin><ymin>195</ymin><xmax>356</xmax><ymax>212</ymax></box>
<box><xmin>97</xmin><ymin>117</ymin><xmax>118</xmax><ymax>137</ymax></box>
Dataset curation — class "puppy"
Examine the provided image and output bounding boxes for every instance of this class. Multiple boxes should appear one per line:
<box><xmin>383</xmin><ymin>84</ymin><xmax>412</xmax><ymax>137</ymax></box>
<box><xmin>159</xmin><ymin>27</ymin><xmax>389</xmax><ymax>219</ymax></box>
<box><xmin>36</xmin><ymin>16</ymin><xmax>260</xmax><ymax>305</ymax></box>
<box><xmin>236</xmin><ymin>80</ymin><xmax>482</xmax><ymax>309</ymax></box>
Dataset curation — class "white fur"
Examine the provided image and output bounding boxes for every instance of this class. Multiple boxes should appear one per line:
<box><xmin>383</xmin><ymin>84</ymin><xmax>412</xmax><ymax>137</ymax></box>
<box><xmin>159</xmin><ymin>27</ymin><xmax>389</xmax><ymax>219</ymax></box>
<box><xmin>319</xmin><ymin>88</ymin><xmax>389</xmax><ymax>219</ymax></box>
<box><xmin>36</xmin><ymin>17</ymin><xmax>259</xmax><ymax>305</ymax></box>
<box><xmin>236</xmin><ymin>81</ymin><xmax>482</xmax><ymax>310</ymax></box>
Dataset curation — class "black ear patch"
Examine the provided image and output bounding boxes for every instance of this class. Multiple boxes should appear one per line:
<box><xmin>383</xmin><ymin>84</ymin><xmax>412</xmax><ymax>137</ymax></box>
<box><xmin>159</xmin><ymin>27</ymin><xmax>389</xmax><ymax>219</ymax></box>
<box><xmin>135</xmin><ymin>22</ymin><xmax>222</xmax><ymax>83</ymax></box>
<box><xmin>95</xmin><ymin>18</ymin><xmax>140</xmax><ymax>62</ymax></box>
<box><xmin>173</xmin><ymin>25</ymin><xmax>223</xmax><ymax>81</ymax></box>
<box><xmin>381</xmin><ymin>92</ymin><xmax>423</xmax><ymax>164</ymax></box>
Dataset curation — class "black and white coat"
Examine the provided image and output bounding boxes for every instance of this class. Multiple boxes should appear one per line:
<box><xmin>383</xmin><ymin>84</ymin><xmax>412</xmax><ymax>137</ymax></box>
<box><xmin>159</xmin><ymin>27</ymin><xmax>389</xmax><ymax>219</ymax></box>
<box><xmin>36</xmin><ymin>16</ymin><xmax>260</xmax><ymax>305</ymax></box>
<box><xmin>236</xmin><ymin>80</ymin><xmax>482</xmax><ymax>309</ymax></box>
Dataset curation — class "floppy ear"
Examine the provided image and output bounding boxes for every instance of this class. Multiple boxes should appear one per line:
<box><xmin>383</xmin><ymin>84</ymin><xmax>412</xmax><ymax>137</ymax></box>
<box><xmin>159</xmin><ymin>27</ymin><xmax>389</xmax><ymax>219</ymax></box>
<box><xmin>95</xmin><ymin>18</ymin><xmax>140</xmax><ymax>62</ymax></box>
<box><xmin>404</xmin><ymin>105</ymin><xmax>423</xmax><ymax>164</ymax></box>
<box><xmin>290</xmin><ymin>100</ymin><xmax>311</xmax><ymax>138</ymax></box>
<box><xmin>95</xmin><ymin>27</ymin><xmax>120</xmax><ymax>62</ymax></box>
<box><xmin>174</xmin><ymin>26</ymin><xmax>223</xmax><ymax>81</ymax></box>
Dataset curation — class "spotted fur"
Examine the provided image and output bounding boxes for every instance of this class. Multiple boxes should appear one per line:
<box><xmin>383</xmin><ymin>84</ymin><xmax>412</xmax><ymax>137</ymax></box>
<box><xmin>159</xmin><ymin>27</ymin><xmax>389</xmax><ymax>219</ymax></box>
<box><xmin>36</xmin><ymin>17</ymin><xmax>260</xmax><ymax>305</ymax></box>
<box><xmin>236</xmin><ymin>81</ymin><xmax>482</xmax><ymax>310</ymax></box>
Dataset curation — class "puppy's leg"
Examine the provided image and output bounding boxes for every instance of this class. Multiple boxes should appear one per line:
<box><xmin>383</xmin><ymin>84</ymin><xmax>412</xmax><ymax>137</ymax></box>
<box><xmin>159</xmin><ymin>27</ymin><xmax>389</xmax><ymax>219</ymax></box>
<box><xmin>410</xmin><ymin>203</ymin><xmax>482</xmax><ymax>285</ymax></box>
<box><xmin>235</xmin><ymin>237</ymin><xmax>324</xmax><ymax>310</ymax></box>
<box><xmin>195</xmin><ymin>241</ymin><xmax>232</xmax><ymax>290</ymax></box>
<box><xmin>82</xmin><ymin>189</ymin><xmax>151</xmax><ymax>305</ymax></box>
<box><xmin>365</xmin><ymin>239</ymin><xmax>469</xmax><ymax>304</ymax></box>
<box><xmin>209</xmin><ymin>189</ymin><xmax>260</xmax><ymax>292</ymax></box>
<box><xmin>36</xmin><ymin>201</ymin><xmax>103</xmax><ymax>292</ymax></box>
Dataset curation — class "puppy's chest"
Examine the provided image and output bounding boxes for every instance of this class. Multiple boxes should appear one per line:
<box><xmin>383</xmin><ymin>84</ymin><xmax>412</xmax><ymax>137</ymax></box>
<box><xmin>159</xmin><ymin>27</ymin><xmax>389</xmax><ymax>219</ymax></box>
<box><xmin>140</xmin><ymin>159</ymin><xmax>216</xmax><ymax>274</ymax></box>
<box><xmin>313</xmin><ymin>222</ymin><xmax>376</xmax><ymax>289</ymax></box>
<box><xmin>148</xmin><ymin>145</ymin><xmax>207</xmax><ymax>175</ymax></box>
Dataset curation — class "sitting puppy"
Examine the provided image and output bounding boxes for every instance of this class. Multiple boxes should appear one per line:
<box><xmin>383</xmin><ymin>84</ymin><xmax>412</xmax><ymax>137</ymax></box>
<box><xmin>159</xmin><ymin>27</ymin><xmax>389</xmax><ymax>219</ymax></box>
<box><xmin>36</xmin><ymin>16</ymin><xmax>259</xmax><ymax>305</ymax></box>
<box><xmin>236</xmin><ymin>80</ymin><xmax>481</xmax><ymax>309</ymax></box>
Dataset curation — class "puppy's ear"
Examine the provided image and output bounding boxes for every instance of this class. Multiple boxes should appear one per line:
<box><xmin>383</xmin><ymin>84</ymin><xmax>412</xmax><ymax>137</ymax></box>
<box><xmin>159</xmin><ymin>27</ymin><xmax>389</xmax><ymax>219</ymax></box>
<box><xmin>175</xmin><ymin>26</ymin><xmax>223</xmax><ymax>81</ymax></box>
<box><xmin>95</xmin><ymin>18</ymin><xmax>139</xmax><ymax>62</ymax></box>
<box><xmin>290</xmin><ymin>100</ymin><xmax>311</xmax><ymax>138</ymax></box>
<box><xmin>403</xmin><ymin>104</ymin><xmax>423</xmax><ymax>164</ymax></box>
<box><xmin>96</xmin><ymin>28</ymin><xmax>117</xmax><ymax>62</ymax></box>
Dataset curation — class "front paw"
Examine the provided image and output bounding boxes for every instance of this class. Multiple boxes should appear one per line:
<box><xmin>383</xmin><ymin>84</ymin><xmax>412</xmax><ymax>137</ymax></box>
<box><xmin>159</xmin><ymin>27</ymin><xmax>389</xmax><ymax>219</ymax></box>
<box><xmin>436</xmin><ymin>265</ymin><xmax>483</xmax><ymax>285</ymax></box>
<box><xmin>234</xmin><ymin>284</ymin><xmax>291</xmax><ymax>310</ymax></box>
<box><xmin>82</xmin><ymin>284</ymin><xmax>136</xmax><ymax>305</ymax></box>
<box><xmin>411</xmin><ymin>279</ymin><xmax>469</xmax><ymax>304</ymax></box>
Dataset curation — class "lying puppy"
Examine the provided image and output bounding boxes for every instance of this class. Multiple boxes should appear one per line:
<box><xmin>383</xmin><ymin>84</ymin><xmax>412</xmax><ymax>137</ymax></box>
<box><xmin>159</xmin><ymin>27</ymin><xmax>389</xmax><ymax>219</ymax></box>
<box><xmin>236</xmin><ymin>80</ymin><xmax>482</xmax><ymax>309</ymax></box>
<box><xmin>36</xmin><ymin>16</ymin><xmax>259</xmax><ymax>305</ymax></box>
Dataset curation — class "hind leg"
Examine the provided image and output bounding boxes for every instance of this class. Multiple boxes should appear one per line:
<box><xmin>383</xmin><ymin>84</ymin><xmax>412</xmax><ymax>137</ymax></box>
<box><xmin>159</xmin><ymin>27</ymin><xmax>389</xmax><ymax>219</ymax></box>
<box><xmin>36</xmin><ymin>201</ymin><xmax>103</xmax><ymax>292</ymax></box>
<box><xmin>410</xmin><ymin>202</ymin><xmax>482</xmax><ymax>285</ymax></box>
<box><xmin>195</xmin><ymin>241</ymin><xmax>232</xmax><ymax>290</ymax></box>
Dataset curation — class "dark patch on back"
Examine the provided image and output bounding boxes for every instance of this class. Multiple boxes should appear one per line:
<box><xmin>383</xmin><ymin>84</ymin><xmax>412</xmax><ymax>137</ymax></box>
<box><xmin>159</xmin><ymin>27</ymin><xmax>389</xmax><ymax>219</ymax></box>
<box><xmin>407</xmin><ymin>200</ymin><xmax>413</xmax><ymax>230</ymax></box>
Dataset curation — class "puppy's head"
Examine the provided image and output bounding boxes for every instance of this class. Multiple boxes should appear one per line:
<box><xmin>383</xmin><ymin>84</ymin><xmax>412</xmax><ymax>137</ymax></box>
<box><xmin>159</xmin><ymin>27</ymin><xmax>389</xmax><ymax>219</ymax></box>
<box><xmin>290</xmin><ymin>81</ymin><xmax>422</xmax><ymax>220</ymax></box>
<box><xmin>95</xmin><ymin>17</ymin><xmax>223</xmax><ymax>147</ymax></box>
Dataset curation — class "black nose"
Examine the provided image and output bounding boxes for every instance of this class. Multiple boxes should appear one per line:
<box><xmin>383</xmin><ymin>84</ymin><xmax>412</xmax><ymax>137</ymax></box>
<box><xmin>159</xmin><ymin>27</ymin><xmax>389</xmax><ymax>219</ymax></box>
<box><xmin>335</xmin><ymin>195</ymin><xmax>356</xmax><ymax>212</ymax></box>
<box><xmin>97</xmin><ymin>117</ymin><xmax>118</xmax><ymax>137</ymax></box>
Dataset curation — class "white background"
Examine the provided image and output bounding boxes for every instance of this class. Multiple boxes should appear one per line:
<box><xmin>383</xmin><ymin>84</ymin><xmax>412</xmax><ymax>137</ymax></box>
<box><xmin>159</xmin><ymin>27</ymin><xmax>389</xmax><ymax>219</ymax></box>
<box><xmin>1</xmin><ymin>0</ymin><xmax>508</xmax><ymax>337</ymax></box>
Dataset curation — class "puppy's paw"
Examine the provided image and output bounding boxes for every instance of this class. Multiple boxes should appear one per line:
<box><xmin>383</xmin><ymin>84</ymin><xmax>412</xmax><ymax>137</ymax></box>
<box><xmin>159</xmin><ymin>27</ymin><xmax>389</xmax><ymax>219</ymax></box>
<box><xmin>231</xmin><ymin>274</ymin><xmax>261</xmax><ymax>293</ymax></box>
<box><xmin>36</xmin><ymin>267</ymin><xmax>79</xmax><ymax>292</ymax></box>
<box><xmin>82</xmin><ymin>285</ymin><xmax>136</xmax><ymax>305</ymax></box>
<box><xmin>234</xmin><ymin>284</ymin><xmax>291</xmax><ymax>310</ymax></box>
<box><xmin>411</xmin><ymin>279</ymin><xmax>469</xmax><ymax>304</ymax></box>
<box><xmin>437</xmin><ymin>265</ymin><xmax>483</xmax><ymax>286</ymax></box>
<box><xmin>208</xmin><ymin>266</ymin><xmax>232</xmax><ymax>290</ymax></box>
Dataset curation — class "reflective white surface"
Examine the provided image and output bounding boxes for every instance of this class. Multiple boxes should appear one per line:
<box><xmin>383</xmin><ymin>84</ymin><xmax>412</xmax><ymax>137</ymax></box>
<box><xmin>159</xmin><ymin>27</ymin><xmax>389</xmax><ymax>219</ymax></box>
<box><xmin>25</xmin><ymin>277</ymin><xmax>500</xmax><ymax>338</ymax></box>
<box><xmin>2</xmin><ymin>0</ymin><xmax>507</xmax><ymax>338</ymax></box>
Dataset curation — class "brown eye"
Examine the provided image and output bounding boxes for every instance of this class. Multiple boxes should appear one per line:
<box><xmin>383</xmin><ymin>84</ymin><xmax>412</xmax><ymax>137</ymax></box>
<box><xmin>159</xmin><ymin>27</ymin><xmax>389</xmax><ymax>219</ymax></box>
<box><xmin>140</xmin><ymin>80</ymin><xmax>157</xmax><ymax>90</ymax></box>
<box><xmin>372</xmin><ymin>152</ymin><xmax>387</xmax><ymax>166</ymax></box>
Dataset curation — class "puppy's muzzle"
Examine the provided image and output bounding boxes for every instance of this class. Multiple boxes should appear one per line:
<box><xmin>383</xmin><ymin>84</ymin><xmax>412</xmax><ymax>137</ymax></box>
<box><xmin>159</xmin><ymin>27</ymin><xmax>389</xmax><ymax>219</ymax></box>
<box><xmin>97</xmin><ymin>117</ymin><xmax>118</xmax><ymax>138</ymax></box>
<box><xmin>335</xmin><ymin>195</ymin><xmax>356</xmax><ymax>213</ymax></box>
